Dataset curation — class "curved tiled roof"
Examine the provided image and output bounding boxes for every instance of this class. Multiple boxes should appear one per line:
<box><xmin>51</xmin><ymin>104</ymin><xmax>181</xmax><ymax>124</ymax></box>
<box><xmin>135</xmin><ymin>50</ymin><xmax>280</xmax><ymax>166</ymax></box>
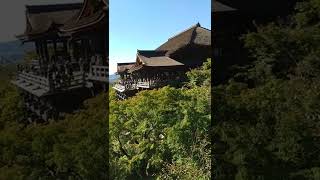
<box><xmin>126</xmin><ymin>50</ymin><xmax>185</xmax><ymax>73</ymax></box>
<box><xmin>17</xmin><ymin>3</ymin><xmax>82</xmax><ymax>40</ymax></box>
<box><xmin>138</xmin><ymin>55</ymin><xmax>184</xmax><ymax>67</ymax></box>
<box><xmin>117</xmin><ymin>62</ymin><xmax>135</xmax><ymax>73</ymax></box>
<box><xmin>122</xmin><ymin>23</ymin><xmax>211</xmax><ymax>73</ymax></box>
<box><xmin>156</xmin><ymin>23</ymin><xmax>211</xmax><ymax>56</ymax></box>
<box><xmin>212</xmin><ymin>1</ymin><xmax>237</xmax><ymax>12</ymax></box>
<box><xmin>128</xmin><ymin>64</ymin><xmax>143</xmax><ymax>73</ymax></box>
<box><xmin>137</xmin><ymin>50</ymin><xmax>167</xmax><ymax>57</ymax></box>
<box><xmin>60</xmin><ymin>0</ymin><xmax>108</xmax><ymax>32</ymax></box>
<box><xmin>61</xmin><ymin>10</ymin><xmax>106</xmax><ymax>32</ymax></box>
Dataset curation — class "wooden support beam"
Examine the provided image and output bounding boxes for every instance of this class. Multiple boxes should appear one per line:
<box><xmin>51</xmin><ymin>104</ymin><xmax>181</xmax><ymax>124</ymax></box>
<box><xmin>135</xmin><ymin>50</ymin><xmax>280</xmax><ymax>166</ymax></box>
<box><xmin>35</xmin><ymin>41</ymin><xmax>42</xmax><ymax>68</ymax></box>
<box><xmin>53</xmin><ymin>40</ymin><xmax>57</xmax><ymax>59</ymax></box>
<box><xmin>63</xmin><ymin>41</ymin><xmax>68</xmax><ymax>55</ymax></box>
<box><xmin>39</xmin><ymin>41</ymin><xmax>45</xmax><ymax>64</ymax></box>
<box><xmin>43</xmin><ymin>40</ymin><xmax>49</xmax><ymax>63</ymax></box>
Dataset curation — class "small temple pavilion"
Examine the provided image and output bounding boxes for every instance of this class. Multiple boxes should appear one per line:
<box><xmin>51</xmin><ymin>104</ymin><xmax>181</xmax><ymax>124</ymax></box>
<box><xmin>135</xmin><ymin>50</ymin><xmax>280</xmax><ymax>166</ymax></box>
<box><xmin>11</xmin><ymin>0</ymin><xmax>108</xmax><ymax>122</ymax></box>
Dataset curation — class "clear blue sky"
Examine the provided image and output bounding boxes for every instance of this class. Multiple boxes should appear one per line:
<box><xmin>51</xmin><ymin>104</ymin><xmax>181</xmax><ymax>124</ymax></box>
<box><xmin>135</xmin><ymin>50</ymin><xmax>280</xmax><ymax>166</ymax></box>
<box><xmin>109</xmin><ymin>0</ymin><xmax>211</xmax><ymax>74</ymax></box>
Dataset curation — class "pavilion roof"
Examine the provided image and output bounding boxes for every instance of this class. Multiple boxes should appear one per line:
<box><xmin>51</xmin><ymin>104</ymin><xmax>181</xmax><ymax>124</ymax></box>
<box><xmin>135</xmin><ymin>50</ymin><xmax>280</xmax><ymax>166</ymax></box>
<box><xmin>60</xmin><ymin>0</ymin><xmax>108</xmax><ymax>33</ymax></box>
<box><xmin>117</xmin><ymin>62</ymin><xmax>135</xmax><ymax>73</ymax></box>
<box><xmin>156</xmin><ymin>23</ymin><xmax>211</xmax><ymax>56</ymax></box>
<box><xmin>212</xmin><ymin>1</ymin><xmax>237</xmax><ymax>12</ymax></box>
<box><xmin>17</xmin><ymin>3</ymin><xmax>82</xmax><ymax>41</ymax></box>
<box><xmin>216</xmin><ymin>0</ymin><xmax>297</xmax><ymax>16</ymax></box>
<box><xmin>126</xmin><ymin>50</ymin><xmax>184</xmax><ymax>73</ymax></box>
<box><xmin>119</xmin><ymin>23</ymin><xmax>210</xmax><ymax>73</ymax></box>
<box><xmin>138</xmin><ymin>50</ymin><xmax>184</xmax><ymax>66</ymax></box>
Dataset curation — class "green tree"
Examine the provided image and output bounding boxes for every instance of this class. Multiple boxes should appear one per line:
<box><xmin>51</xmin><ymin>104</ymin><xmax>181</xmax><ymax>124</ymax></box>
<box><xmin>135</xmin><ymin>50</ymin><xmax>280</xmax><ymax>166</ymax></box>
<box><xmin>213</xmin><ymin>0</ymin><xmax>320</xmax><ymax>179</ymax></box>
<box><xmin>110</xmin><ymin>59</ymin><xmax>211</xmax><ymax>179</ymax></box>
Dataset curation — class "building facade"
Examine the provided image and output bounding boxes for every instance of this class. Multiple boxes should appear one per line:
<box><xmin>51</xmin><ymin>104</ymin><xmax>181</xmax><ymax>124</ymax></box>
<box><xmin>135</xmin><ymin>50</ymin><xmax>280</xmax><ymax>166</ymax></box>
<box><xmin>11</xmin><ymin>0</ymin><xmax>108</xmax><ymax>122</ymax></box>
<box><xmin>113</xmin><ymin>23</ymin><xmax>211</xmax><ymax>99</ymax></box>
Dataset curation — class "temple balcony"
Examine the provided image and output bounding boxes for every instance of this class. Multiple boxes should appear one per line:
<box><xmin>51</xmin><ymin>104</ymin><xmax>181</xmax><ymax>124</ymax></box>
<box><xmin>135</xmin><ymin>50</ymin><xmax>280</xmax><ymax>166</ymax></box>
<box><xmin>112</xmin><ymin>81</ymin><xmax>137</xmax><ymax>92</ymax></box>
<box><xmin>12</xmin><ymin>70</ymin><xmax>86</xmax><ymax>97</ymax></box>
<box><xmin>136</xmin><ymin>80</ymin><xmax>168</xmax><ymax>89</ymax></box>
<box><xmin>12</xmin><ymin>72</ymin><xmax>50</xmax><ymax>97</ymax></box>
<box><xmin>112</xmin><ymin>79</ymin><xmax>173</xmax><ymax>93</ymax></box>
<box><xmin>86</xmin><ymin>65</ymin><xmax>109</xmax><ymax>83</ymax></box>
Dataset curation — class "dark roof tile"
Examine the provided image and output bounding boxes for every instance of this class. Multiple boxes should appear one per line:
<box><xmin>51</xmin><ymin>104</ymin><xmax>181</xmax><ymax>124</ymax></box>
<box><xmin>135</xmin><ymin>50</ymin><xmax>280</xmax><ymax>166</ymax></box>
<box><xmin>61</xmin><ymin>0</ymin><xmax>108</xmax><ymax>32</ymax></box>
<box><xmin>156</xmin><ymin>23</ymin><xmax>211</xmax><ymax>55</ymax></box>
<box><xmin>212</xmin><ymin>1</ymin><xmax>237</xmax><ymax>12</ymax></box>
<box><xmin>138</xmin><ymin>54</ymin><xmax>184</xmax><ymax>67</ymax></box>
<box><xmin>117</xmin><ymin>62</ymin><xmax>135</xmax><ymax>73</ymax></box>
<box><xmin>18</xmin><ymin>3</ymin><xmax>81</xmax><ymax>40</ymax></box>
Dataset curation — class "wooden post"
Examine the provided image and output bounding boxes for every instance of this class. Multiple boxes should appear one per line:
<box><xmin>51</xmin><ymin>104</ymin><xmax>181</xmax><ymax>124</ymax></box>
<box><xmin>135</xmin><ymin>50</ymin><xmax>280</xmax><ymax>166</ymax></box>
<box><xmin>44</xmin><ymin>40</ymin><xmax>49</xmax><ymax>63</ymax></box>
<box><xmin>81</xmin><ymin>39</ymin><xmax>87</xmax><ymax>61</ymax></box>
<box><xmin>35</xmin><ymin>41</ymin><xmax>42</xmax><ymax>68</ymax></box>
<box><xmin>53</xmin><ymin>40</ymin><xmax>57</xmax><ymax>59</ymax></box>
<box><xmin>70</xmin><ymin>41</ymin><xmax>75</xmax><ymax>62</ymax></box>
<box><xmin>39</xmin><ymin>41</ymin><xmax>44</xmax><ymax>65</ymax></box>
<box><xmin>63</xmin><ymin>40</ymin><xmax>68</xmax><ymax>57</ymax></box>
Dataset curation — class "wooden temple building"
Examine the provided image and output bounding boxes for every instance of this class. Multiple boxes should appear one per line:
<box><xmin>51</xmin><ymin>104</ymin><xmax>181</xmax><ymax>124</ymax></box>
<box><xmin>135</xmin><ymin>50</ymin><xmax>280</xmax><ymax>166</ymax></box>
<box><xmin>11</xmin><ymin>0</ymin><xmax>108</xmax><ymax>122</ymax></box>
<box><xmin>113</xmin><ymin>23</ymin><xmax>211</xmax><ymax>99</ymax></box>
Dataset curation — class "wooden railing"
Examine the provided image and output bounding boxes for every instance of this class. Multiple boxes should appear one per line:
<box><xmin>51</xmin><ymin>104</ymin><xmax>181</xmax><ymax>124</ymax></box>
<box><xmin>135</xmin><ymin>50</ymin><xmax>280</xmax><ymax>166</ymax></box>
<box><xmin>87</xmin><ymin>65</ymin><xmax>108</xmax><ymax>82</ymax></box>
<box><xmin>137</xmin><ymin>81</ymin><xmax>151</xmax><ymax>88</ymax></box>
<box><xmin>18</xmin><ymin>72</ymin><xmax>50</xmax><ymax>91</ymax></box>
<box><xmin>113</xmin><ymin>84</ymin><xmax>126</xmax><ymax>92</ymax></box>
<box><xmin>17</xmin><ymin>71</ymin><xmax>86</xmax><ymax>92</ymax></box>
<box><xmin>112</xmin><ymin>79</ymin><xmax>168</xmax><ymax>91</ymax></box>
<box><xmin>137</xmin><ymin>80</ymin><xmax>167</xmax><ymax>89</ymax></box>
<box><xmin>53</xmin><ymin>71</ymin><xmax>84</xmax><ymax>90</ymax></box>
<box><xmin>112</xmin><ymin>82</ymin><xmax>137</xmax><ymax>92</ymax></box>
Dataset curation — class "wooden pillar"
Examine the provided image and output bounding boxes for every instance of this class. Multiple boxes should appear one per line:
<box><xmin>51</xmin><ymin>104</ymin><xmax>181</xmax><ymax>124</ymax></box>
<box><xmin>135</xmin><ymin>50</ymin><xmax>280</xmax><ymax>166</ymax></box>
<box><xmin>72</xmin><ymin>40</ymin><xmax>79</xmax><ymax>62</ymax></box>
<box><xmin>81</xmin><ymin>39</ymin><xmax>85</xmax><ymax>60</ymax></box>
<box><xmin>39</xmin><ymin>41</ymin><xmax>44</xmax><ymax>64</ymax></box>
<box><xmin>43</xmin><ymin>40</ymin><xmax>49</xmax><ymax>63</ymax></box>
<box><xmin>70</xmin><ymin>41</ymin><xmax>75</xmax><ymax>61</ymax></box>
<box><xmin>63</xmin><ymin>40</ymin><xmax>68</xmax><ymax>57</ymax></box>
<box><xmin>35</xmin><ymin>41</ymin><xmax>42</xmax><ymax>68</ymax></box>
<box><xmin>53</xmin><ymin>40</ymin><xmax>57</xmax><ymax>58</ymax></box>
<box><xmin>68</xmin><ymin>40</ymin><xmax>75</xmax><ymax>62</ymax></box>
<box><xmin>81</xmin><ymin>40</ymin><xmax>85</xmax><ymax>60</ymax></box>
<box><xmin>85</xmin><ymin>39</ymin><xmax>89</xmax><ymax>60</ymax></box>
<box><xmin>35</xmin><ymin>41</ymin><xmax>40</xmax><ymax>57</ymax></box>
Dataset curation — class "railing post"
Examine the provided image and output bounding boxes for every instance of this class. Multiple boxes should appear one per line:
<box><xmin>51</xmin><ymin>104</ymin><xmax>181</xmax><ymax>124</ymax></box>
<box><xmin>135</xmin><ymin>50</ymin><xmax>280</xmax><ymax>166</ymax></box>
<box><xmin>82</xmin><ymin>71</ymin><xmax>86</xmax><ymax>87</ymax></box>
<box><xmin>48</xmin><ymin>75</ymin><xmax>54</xmax><ymax>91</ymax></box>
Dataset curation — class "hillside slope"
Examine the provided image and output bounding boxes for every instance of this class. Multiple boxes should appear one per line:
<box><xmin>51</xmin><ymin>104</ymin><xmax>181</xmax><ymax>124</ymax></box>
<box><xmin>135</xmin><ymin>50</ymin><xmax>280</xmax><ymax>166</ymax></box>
<box><xmin>0</xmin><ymin>40</ymin><xmax>34</xmax><ymax>64</ymax></box>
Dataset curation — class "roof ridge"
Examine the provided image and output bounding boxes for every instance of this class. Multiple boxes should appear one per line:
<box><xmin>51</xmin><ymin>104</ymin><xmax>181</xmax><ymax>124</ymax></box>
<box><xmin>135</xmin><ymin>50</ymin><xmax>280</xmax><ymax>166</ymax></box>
<box><xmin>117</xmin><ymin>62</ymin><xmax>135</xmax><ymax>65</ymax></box>
<box><xmin>77</xmin><ymin>0</ymin><xmax>89</xmax><ymax>22</ymax></box>
<box><xmin>197</xmin><ymin>26</ymin><xmax>211</xmax><ymax>32</ymax></box>
<box><xmin>25</xmin><ymin>3</ymin><xmax>82</xmax><ymax>9</ymax></box>
<box><xmin>167</xmin><ymin>23</ymin><xmax>201</xmax><ymax>41</ymax></box>
<box><xmin>26</xmin><ymin>3</ymin><xmax>82</xmax><ymax>14</ymax></box>
<box><xmin>137</xmin><ymin>49</ymin><xmax>167</xmax><ymax>53</ymax></box>
<box><xmin>212</xmin><ymin>1</ymin><xmax>237</xmax><ymax>12</ymax></box>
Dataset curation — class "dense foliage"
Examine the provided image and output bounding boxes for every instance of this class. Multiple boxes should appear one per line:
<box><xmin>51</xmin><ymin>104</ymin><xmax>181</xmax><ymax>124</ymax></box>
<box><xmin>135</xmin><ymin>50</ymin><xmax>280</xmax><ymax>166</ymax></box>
<box><xmin>0</xmin><ymin>58</ymin><xmax>211</xmax><ymax>179</ymax></box>
<box><xmin>109</xmin><ymin>59</ymin><xmax>211</xmax><ymax>179</ymax></box>
<box><xmin>0</xmin><ymin>70</ymin><xmax>108</xmax><ymax>179</ymax></box>
<box><xmin>214</xmin><ymin>0</ymin><xmax>320</xmax><ymax>179</ymax></box>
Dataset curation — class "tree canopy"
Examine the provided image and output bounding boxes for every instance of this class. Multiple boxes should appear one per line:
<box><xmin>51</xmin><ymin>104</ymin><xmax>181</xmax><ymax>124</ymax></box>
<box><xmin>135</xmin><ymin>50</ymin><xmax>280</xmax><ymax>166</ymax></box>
<box><xmin>109</xmin><ymin>59</ymin><xmax>211</xmax><ymax>179</ymax></box>
<box><xmin>213</xmin><ymin>0</ymin><xmax>320</xmax><ymax>179</ymax></box>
